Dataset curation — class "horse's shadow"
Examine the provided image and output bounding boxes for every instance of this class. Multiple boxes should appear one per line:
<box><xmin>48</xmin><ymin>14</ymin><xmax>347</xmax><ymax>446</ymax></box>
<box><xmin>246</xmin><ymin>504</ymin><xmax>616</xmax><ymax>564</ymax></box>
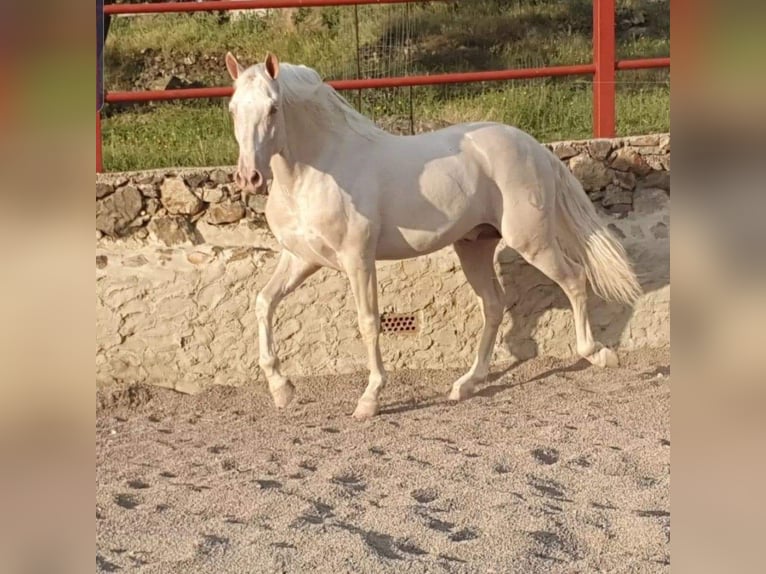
<box><xmin>492</xmin><ymin>220</ymin><xmax>670</xmax><ymax>369</ymax></box>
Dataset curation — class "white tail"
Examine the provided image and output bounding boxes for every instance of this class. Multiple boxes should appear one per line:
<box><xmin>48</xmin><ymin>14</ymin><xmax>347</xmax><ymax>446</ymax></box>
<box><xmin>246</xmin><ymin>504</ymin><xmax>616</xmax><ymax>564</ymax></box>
<box><xmin>554</xmin><ymin>161</ymin><xmax>642</xmax><ymax>305</ymax></box>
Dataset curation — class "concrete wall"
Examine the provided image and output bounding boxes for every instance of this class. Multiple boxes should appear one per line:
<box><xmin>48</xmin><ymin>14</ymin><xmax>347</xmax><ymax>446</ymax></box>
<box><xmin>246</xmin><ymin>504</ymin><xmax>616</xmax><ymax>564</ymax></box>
<box><xmin>96</xmin><ymin>134</ymin><xmax>670</xmax><ymax>392</ymax></box>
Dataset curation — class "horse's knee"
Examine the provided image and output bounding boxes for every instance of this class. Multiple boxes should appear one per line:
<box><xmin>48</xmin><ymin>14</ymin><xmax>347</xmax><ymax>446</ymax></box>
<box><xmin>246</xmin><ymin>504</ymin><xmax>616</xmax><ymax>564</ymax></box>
<box><xmin>357</xmin><ymin>314</ymin><xmax>380</xmax><ymax>342</ymax></box>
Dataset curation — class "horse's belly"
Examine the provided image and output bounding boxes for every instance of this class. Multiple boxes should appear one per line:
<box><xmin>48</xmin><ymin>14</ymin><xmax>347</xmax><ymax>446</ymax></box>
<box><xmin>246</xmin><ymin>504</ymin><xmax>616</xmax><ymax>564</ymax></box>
<box><xmin>375</xmin><ymin>224</ymin><xmax>473</xmax><ymax>260</ymax></box>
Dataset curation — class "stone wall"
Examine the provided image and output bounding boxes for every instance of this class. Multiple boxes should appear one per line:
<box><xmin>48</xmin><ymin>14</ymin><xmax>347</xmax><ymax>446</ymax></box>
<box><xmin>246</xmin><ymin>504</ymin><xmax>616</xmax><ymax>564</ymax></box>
<box><xmin>96</xmin><ymin>134</ymin><xmax>670</xmax><ymax>392</ymax></box>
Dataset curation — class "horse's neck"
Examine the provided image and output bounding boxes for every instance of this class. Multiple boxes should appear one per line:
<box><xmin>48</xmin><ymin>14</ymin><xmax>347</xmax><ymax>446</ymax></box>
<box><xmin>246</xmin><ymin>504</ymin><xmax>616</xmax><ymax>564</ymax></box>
<box><xmin>271</xmin><ymin>99</ymin><xmax>363</xmax><ymax>191</ymax></box>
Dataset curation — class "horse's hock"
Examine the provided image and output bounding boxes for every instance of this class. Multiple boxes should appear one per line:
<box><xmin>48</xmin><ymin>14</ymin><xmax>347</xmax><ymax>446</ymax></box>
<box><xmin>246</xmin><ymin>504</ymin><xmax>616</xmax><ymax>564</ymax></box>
<box><xmin>96</xmin><ymin>134</ymin><xmax>670</xmax><ymax>392</ymax></box>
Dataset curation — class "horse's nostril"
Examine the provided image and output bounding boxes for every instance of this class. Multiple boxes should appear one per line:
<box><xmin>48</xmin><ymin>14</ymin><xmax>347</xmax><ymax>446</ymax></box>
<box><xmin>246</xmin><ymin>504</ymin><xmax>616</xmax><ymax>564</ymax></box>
<box><xmin>250</xmin><ymin>170</ymin><xmax>263</xmax><ymax>187</ymax></box>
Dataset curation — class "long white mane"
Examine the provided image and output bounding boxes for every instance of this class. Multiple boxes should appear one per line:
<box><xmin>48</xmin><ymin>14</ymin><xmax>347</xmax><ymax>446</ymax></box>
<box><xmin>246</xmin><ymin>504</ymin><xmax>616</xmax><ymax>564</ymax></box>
<box><xmin>240</xmin><ymin>63</ymin><xmax>386</xmax><ymax>140</ymax></box>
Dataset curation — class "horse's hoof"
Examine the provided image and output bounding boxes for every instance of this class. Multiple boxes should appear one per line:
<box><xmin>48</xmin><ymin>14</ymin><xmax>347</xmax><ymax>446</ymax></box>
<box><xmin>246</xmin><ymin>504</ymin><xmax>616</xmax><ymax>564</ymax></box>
<box><xmin>271</xmin><ymin>381</ymin><xmax>295</xmax><ymax>409</ymax></box>
<box><xmin>448</xmin><ymin>381</ymin><xmax>476</xmax><ymax>402</ymax></box>
<box><xmin>352</xmin><ymin>398</ymin><xmax>379</xmax><ymax>420</ymax></box>
<box><xmin>588</xmin><ymin>347</ymin><xmax>619</xmax><ymax>369</ymax></box>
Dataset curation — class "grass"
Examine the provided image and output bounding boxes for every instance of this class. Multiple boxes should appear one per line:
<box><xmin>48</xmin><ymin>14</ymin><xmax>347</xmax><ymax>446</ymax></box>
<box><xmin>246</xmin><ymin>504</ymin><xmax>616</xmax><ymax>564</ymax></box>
<box><xmin>101</xmin><ymin>0</ymin><xmax>669</xmax><ymax>171</ymax></box>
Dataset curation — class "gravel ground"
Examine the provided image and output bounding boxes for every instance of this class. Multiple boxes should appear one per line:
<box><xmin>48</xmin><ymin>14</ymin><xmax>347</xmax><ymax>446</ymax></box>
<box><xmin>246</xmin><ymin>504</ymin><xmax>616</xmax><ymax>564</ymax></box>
<box><xmin>96</xmin><ymin>348</ymin><xmax>670</xmax><ymax>573</ymax></box>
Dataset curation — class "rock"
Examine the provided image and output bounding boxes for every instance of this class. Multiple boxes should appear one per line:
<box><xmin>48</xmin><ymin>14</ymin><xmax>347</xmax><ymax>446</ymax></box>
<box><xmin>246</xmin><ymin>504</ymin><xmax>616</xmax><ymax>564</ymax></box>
<box><xmin>659</xmin><ymin>134</ymin><xmax>670</xmax><ymax>152</ymax></box>
<box><xmin>187</xmin><ymin>251</ymin><xmax>214</xmax><ymax>265</ymax></box>
<box><xmin>112</xmin><ymin>176</ymin><xmax>129</xmax><ymax>188</ymax></box>
<box><xmin>148</xmin><ymin>215</ymin><xmax>198</xmax><ymax>246</ymax></box>
<box><xmin>602</xmin><ymin>185</ymin><xmax>633</xmax><ymax>207</ymax></box>
<box><xmin>134</xmin><ymin>227</ymin><xmax>149</xmax><ymax>240</ymax></box>
<box><xmin>587</xmin><ymin>139</ymin><xmax>613</xmax><ymax>161</ymax></box>
<box><xmin>642</xmin><ymin>154</ymin><xmax>667</xmax><ymax>171</ymax></box>
<box><xmin>613</xmin><ymin>170</ymin><xmax>637</xmax><ymax>190</ymax></box>
<box><xmin>96</xmin><ymin>182</ymin><xmax>114</xmax><ymax>199</ymax></box>
<box><xmin>202</xmin><ymin>187</ymin><xmax>226</xmax><ymax>204</ymax></box>
<box><xmin>629</xmin><ymin>134</ymin><xmax>660</xmax><ymax>147</ymax></box>
<box><xmin>205</xmin><ymin>200</ymin><xmax>245</xmax><ymax>225</ymax></box>
<box><xmin>247</xmin><ymin>194</ymin><xmax>268</xmax><ymax>214</ymax></box>
<box><xmin>633</xmin><ymin>187</ymin><xmax>669</xmax><ymax>215</ymax></box>
<box><xmin>184</xmin><ymin>172</ymin><xmax>208</xmax><ymax>189</ymax></box>
<box><xmin>638</xmin><ymin>170</ymin><xmax>670</xmax><ymax>191</ymax></box>
<box><xmin>569</xmin><ymin>153</ymin><xmax>612</xmax><ymax>191</ymax></box>
<box><xmin>138</xmin><ymin>184</ymin><xmax>159</xmax><ymax>198</ymax></box>
<box><xmin>610</xmin><ymin>148</ymin><xmax>651</xmax><ymax>176</ymax></box>
<box><xmin>123</xmin><ymin>255</ymin><xmax>148</xmax><ymax>267</ymax></box>
<box><xmin>588</xmin><ymin>190</ymin><xmax>605</xmax><ymax>202</ymax></box>
<box><xmin>160</xmin><ymin>177</ymin><xmax>204</xmax><ymax>215</ymax></box>
<box><xmin>608</xmin><ymin>204</ymin><xmax>633</xmax><ymax>216</ymax></box>
<box><xmin>210</xmin><ymin>169</ymin><xmax>231</xmax><ymax>185</ymax></box>
<box><xmin>135</xmin><ymin>174</ymin><xmax>154</xmax><ymax>185</ymax></box>
<box><xmin>96</xmin><ymin>185</ymin><xmax>143</xmax><ymax>236</ymax></box>
<box><xmin>96</xmin><ymin>230</ymin><xmax>103</xmax><ymax>240</ymax></box>
<box><xmin>145</xmin><ymin>198</ymin><xmax>160</xmax><ymax>215</ymax></box>
<box><xmin>550</xmin><ymin>142</ymin><xmax>579</xmax><ymax>160</ymax></box>
<box><xmin>96</xmin><ymin>255</ymin><xmax>108</xmax><ymax>269</ymax></box>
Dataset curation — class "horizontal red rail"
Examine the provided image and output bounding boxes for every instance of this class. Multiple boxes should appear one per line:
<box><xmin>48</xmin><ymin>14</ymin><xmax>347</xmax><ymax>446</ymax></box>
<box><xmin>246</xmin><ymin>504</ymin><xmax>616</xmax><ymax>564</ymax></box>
<box><xmin>615</xmin><ymin>57</ymin><xmax>671</xmax><ymax>71</ymax></box>
<box><xmin>105</xmin><ymin>0</ymin><xmax>433</xmax><ymax>15</ymax></box>
<box><xmin>104</xmin><ymin>58</ymin><xmax>668</xmax><ymax>103</ymax></box>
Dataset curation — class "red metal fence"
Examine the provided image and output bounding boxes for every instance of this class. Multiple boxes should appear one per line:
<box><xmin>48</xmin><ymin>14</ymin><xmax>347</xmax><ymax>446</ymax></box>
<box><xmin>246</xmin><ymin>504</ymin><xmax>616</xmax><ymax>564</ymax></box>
<box><xmin>97</xmin><ymin>0</ymin><xmax>670</xmax><ymax>172</ymax></box>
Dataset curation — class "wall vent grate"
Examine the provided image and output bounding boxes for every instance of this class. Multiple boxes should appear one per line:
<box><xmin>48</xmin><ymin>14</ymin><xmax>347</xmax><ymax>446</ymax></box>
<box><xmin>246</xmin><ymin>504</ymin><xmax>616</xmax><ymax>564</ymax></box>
<box><xmin>380</xmin><ymin>313</ymin><xmax>418</xmax><ymax>334</ymax></box>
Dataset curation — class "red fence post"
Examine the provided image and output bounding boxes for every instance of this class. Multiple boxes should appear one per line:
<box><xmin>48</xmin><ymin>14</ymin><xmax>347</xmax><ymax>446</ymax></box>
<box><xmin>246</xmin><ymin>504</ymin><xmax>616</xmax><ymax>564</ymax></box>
<box><xmin>97</xmin><ymin>111</ymin><xmax>103</xmax><ymax>173</ymax></box>
<box><xmin>593</xmin><ymin>0</ymin><xmax>616</xmax><ymax>138</ymax></box>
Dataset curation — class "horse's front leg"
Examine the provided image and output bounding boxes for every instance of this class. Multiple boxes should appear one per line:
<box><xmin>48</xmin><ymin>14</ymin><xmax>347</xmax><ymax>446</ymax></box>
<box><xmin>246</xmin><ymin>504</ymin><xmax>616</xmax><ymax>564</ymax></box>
<box><xmin>343</xmin><ymin>256</ymin><xmax>387</xmax><ymax>419</ymax></box>
<box><xmin>256</xmin><ymin>250</ymin><xmax>319</xmax><ymax>408</ymax></box>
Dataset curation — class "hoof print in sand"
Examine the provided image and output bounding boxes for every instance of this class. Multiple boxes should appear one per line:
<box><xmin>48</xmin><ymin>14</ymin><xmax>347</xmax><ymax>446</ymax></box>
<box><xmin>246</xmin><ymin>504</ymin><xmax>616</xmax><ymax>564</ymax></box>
<box><xmin>332</xmin><ymin>472</ymin><xmax>366</xmax><ymax>494</ymax></box>
<box><xmin>449</xmin><ymin>528</ymin><xmax>479</xmax><ymax>542</ymax></box>
<box><xmin>337</xmin><ymin>522</ymin><xmax>425</xmax><ymax>561</ymax></box>
<box><xmin>96</xmin><ymin>554</ymin><xmax>121</xmax><ymax>572</ymax></box>
<box><xmin>127</xmin><ymin>479</ymin><xmax>150</xmax><ymax>490</ymax></box>
<box><xmin>254</xmin><ymin>479</ymin><xmax>282</xmax><ymax>490</ymax></box>
<box><xmin>531</xmin><ymin>448</ymin><xmax>560</xmax><ymax>465</ymax></box>
<box><xmin>426</xmin><ymin>516</ymin><xmax>454</xmax><ymax>533</ymax></box>
<box><xmin>529</xmin><ymin>530</ymin><xmax>566</xmax><ymax>560</ymax></box>
<box><xmin>293</xmin><ymin>500</ymin><xmax>334</xmax><ymax>527</ymax></box>
<box><xmin>528</xmin><ymin>476</ymin><xmax>569</xmax><ymax>501</ymax></box>
<box><xmin>411</xmin><ymin>488</ymin><xmax>439</xmax><ymax>504</ymax></box>
<box><xmin>196</xmin><ymin>534</ymin><xmax>229</xmax><ymax>556</ymax></box>
<box><xmin>114</xmin><ymin>493</ymin><xmax>139</xmax><ymax>510</ymax></box>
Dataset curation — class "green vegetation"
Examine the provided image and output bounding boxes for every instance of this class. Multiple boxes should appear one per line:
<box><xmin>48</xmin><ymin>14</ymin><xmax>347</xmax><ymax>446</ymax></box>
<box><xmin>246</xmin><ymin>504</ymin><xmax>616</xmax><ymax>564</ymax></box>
<box><xmin>102</xmin><ymin>0</ymin><xmax>669</xmax><ymax>171</ymax></box>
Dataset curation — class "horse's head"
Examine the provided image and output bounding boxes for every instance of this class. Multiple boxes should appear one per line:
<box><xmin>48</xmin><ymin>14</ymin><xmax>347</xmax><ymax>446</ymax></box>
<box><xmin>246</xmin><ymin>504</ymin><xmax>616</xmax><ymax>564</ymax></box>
<box><xmin>225</xmin><ymin>52</ymin><xmax>284</xmax><ymax>193</ymax></box>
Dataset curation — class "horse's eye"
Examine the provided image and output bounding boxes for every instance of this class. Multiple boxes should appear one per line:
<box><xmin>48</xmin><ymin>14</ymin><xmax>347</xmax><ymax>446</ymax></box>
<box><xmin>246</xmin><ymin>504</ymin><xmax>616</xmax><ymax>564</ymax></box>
<box><xmin>268</xmin><ymin>105</ymin><xmax>278</xmax><ymax>116</ymax></box>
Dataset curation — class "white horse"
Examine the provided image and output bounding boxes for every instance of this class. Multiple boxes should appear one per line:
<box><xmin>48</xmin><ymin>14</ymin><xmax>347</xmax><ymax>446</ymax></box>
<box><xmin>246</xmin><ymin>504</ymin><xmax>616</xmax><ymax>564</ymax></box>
<box><xmin>225</xmin><ymin>52</ymin><xmax>641</xmax><ymax>419</ymax></box>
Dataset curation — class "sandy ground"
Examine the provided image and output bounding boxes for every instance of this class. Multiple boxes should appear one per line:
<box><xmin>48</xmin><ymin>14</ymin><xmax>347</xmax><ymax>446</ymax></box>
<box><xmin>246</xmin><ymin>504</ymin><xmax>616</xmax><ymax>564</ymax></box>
<box><xmin>96</xmin><ymin>348</ymin><xmax>670</xmax><ymax>573</ymax></box>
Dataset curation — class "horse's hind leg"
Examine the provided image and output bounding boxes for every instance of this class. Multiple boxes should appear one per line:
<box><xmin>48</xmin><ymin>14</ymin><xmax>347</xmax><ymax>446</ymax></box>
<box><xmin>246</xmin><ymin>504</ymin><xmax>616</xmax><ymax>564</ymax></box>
<box><xmin>256</xmin><ymin>250</ymin><xmax>320</xmax><ymax>408</ymax></box>
<box><xmin>509</xmin><ymin>240</ymin><xmax>618</xmax><ymax>368</ymax></box>
<box><xmin>449</xmin><ymin>238</ymin><xmax>504</xmax><ymax>401</ymax></box>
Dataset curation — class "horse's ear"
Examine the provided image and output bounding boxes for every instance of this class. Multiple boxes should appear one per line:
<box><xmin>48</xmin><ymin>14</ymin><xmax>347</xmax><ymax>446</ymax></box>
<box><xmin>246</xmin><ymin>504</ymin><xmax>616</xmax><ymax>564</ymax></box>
<box><xmin>225</xmin><ymin>52</ymin><xmax>243</xmax><ymax>81</ymax></box>
<box><xmin>264</xmin><ymin>52</ymin><xmax>280</xmax><ymax>80</ymax></box>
